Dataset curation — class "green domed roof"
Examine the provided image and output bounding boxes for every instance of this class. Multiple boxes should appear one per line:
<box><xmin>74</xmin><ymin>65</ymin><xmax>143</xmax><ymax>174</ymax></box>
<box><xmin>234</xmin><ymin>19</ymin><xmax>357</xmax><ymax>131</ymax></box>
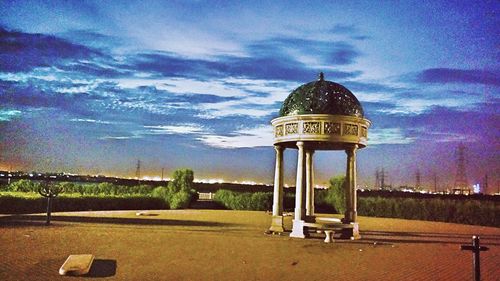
<box><xmin>279</xmin><ymin>73</ymin><xmax>364</xmax><ymax>118</ymax></box>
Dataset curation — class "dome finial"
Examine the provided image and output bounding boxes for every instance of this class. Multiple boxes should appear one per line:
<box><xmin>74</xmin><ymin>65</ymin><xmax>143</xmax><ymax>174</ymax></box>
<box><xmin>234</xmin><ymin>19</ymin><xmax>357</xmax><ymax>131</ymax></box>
<box><xmin>318</xmin><ymin>72</ymin><xmax>324</xmax><ymax>81</ymax></box>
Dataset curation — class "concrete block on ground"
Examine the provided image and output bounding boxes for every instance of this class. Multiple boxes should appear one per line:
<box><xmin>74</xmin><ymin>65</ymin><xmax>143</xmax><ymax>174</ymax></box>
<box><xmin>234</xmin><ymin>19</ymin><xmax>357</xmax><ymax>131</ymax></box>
<box><xmin>59</xmin><ymin>254</ymin><xmax>94</xmax><ymax>276</ymax></box>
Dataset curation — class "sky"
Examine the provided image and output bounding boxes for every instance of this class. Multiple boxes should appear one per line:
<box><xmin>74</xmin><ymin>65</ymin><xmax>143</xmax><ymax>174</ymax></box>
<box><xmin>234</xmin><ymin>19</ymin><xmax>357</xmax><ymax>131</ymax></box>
<box><xmin>0</xmin><ymin>0</ymin><xmax>498</xmax><ymax>193</ymax></box>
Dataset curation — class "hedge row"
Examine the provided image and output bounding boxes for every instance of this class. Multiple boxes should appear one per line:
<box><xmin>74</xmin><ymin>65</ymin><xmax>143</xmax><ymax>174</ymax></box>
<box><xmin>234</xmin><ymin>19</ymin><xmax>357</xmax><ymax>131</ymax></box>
<box><xmin>214</xmin><ymin>190</ymin><xmax>273</xmax><ymax>211</ymax></box>
<box><xmin>358</xmin><ymin>197</ymin><xmax>499</xmax><ymax>227</ymax></box>
<box><xmin>0</xmin><ymin>195</ymin><xmax>167</xmax><ymax>214</ymax></box>
<box><xmin>3</xmin><ymin>179</ymin><xmax>154</xmax><ymax>195</ymax></box>
<box><xmin>212</xmin><ymin>189</ymin><xmax>499</xmax><ymax>227</ymax></box>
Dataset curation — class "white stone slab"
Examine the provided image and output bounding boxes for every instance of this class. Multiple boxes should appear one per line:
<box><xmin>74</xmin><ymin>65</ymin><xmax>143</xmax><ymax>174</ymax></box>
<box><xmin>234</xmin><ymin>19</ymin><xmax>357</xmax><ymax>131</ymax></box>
<box><xmin>136</xmin><ymin>211</ymin><xmax>157</xmax><ymax>216</ymax></box>
<box><xmin>317</xmin><ymin>217</ymin><xmax>341</xmax><ymax>223</ymax></box>
<box><xmin>59</xmin><ymin>254</ymin><xmax>94</xmax><ymax>276</ymax></box>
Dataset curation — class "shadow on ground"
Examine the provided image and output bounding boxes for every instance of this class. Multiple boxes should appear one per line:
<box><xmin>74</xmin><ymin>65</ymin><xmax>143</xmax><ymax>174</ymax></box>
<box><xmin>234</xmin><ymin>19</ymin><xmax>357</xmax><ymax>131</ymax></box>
<box><xmin>292</xmin><ymin>229</ymin><xmax>500</xmax><ymax>247</ymax></box>
<box><xmin>85</xmin><ymin>259</ymin><xmax>117</xmax><ymax>278</ymax></box>
<box><xmin>0</xmin><ymin>214</ymin><xmax>236</xmax><ymax>228</ymax></box>
<box><xmin>358</xmin><ymin>230</ymin><xmax>500</xmax><ymax>246</ymax></box>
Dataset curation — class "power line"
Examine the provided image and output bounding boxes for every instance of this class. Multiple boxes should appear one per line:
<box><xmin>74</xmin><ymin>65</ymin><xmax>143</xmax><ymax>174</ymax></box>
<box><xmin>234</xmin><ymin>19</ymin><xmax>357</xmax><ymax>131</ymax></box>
<box><xmin>375</xmin><ymin>167</ymin><xmax>388</xmax><ymax>190</ymax></box>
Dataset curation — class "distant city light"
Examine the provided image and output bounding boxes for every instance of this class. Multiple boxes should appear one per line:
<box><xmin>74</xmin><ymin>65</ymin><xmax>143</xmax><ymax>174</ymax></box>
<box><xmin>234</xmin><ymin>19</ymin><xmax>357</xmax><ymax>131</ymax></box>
<box><xmin>473</xmin><ymin>184</ymin><xmax>480</xmax><ymax>194</ymax></box>
<box><xmin>194</xmin><ymin>178</ymin><xmax>225</xmax><ymax>184</ymax></box>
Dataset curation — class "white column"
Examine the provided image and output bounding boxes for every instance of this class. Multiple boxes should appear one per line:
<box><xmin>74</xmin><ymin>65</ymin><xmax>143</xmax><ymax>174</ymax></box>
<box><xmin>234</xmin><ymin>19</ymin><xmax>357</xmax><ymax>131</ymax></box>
<box><xmin>305</xmin><ymin>149</ymin><xmax>315</xmax><ymax>217</ymax></box>
<box><xmin>269</xmin><ymin>145</ymin><xmax>285</xmax><ymax>233</ymax></box>
<box><xmin>290</xmin><ymin>141</ymin><xmax>306</xmax><ymax>238</ymax></box>
<box><xmin>344</xmin><ymin>145</ymin><xmax>358</xmax><ymax>223</ymax></box>
<box><xmin>294</xmin><ymin>141</ymin><xmax>305</xmax><ymax>221</ymax></box>
<box><xmin>272</xmin><ymin>145</ymin><xmax>284</xmax><ymax>216</ymax></box>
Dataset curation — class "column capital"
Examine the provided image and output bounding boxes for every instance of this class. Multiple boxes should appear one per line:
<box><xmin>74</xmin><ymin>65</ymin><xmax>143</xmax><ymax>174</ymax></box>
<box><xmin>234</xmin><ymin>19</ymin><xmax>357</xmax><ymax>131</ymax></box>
<box><xmin>296</xmin><ymin>141</ymin><xmax>304</xmax><ymax>149</ymax></box>
<box><xmin>345</xmin><ymin>144</ymin><xmax>358</xmax><ymax>156</ymax></box>
<box><xmin>306</xmin><ymin>149</ymin><xmax>315</xmax><ymax>156</ymax></box>
<box><xmin>274</xmin><ymin>145</ymin><xmax>284</xmax><ymax>153</ymax></box>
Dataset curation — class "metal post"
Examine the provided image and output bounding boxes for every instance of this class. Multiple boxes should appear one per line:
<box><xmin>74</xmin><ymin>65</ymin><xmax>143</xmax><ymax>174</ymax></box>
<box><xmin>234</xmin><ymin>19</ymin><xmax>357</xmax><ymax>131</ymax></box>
<box><xmin>461</xmin><ymin>236</ymin><xmax>489</xmax><ymax>281</ymax></box>
<box><xmin>46</xmin><ymin>196</ymin><xmax>52</xmax><ymax>225</ymax></box>
<box><xmin>473</xmin><ymin>237</ymin><xmax>480</xmax><ymax>281</ymax></box>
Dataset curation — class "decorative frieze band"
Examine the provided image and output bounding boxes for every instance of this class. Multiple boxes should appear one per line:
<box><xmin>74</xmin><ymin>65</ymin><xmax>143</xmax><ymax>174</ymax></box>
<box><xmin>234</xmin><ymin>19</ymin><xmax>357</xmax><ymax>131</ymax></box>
<box><xmin>343</xmin><ymin>124</ymin><xmax>358</xmax><ymax>136</ymax></box>
<box><xmin>361</xmin><ymin>126</ymin><xmax>367</xmax><ymax>138</ymax></box>
<box><xmin>285</xmin><ymin>123</ymin><xmax>298</xmax><ymax>135</ymax></box>
<box><xmin>324</xmin><ymin>122</ymin><xmax>341</xmax><ymax>135</ymax></box>
<box><xmin>273</xmin><ymin>119</ymin><xmax>368</xmax><ymax>139</ymax></box>
<box><xmin>275</xmin><ymin>125</ymin><xmax>284</xmax><ymax>137</ymax></box>
<box><xmin>303</xmin><ymin>122</ymin><xmax>321</xmax><ymax>134</ymax></box>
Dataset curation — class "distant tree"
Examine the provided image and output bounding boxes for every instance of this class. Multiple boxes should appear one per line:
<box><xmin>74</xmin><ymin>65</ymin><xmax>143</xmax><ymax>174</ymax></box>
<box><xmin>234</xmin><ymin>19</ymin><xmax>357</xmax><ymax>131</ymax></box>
<box><xmin>326</xmin><ymin>176</ymin><xmax>347</xmax><ymax>214</ymax></box>
<box><xmin>38</xmin><ymin>181</ymin><xmax>63</xmax><ymax>225</ymax></box>
<box><xmin>153</xmin><ymin>169</ymin><xmax>196</xmax><ymax>209</ymax></box>
<box><xmin>168</xmin><ymin>169</ymin><xmax>194</xmax><ymax>193</ymax></box>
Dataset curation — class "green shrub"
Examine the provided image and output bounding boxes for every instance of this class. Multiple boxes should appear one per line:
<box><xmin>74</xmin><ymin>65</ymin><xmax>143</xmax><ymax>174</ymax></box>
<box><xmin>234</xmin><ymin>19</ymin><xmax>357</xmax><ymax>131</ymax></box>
<box><xmin>8</xmin><ymin>179</ymin><xmax>40</xmax><ymax>192</ymax></box>
<box><xmin>170</xmin><ymin>191</ymin><xmax>192</xmax><ymax>209</ymax></box>
<box><xmin>213</xmin><ymin>190</ymin><xmax>272</xmax><ymax>211</ymax></box>
<box><xmin>314</xmin><ymin>176</ymin><xmax>346</xmax><ymax>214</ymax></box>
<box><xmin>151</xmin><ymin>169</ymin><xmax>197</xmax><ymax>209</ymax></box>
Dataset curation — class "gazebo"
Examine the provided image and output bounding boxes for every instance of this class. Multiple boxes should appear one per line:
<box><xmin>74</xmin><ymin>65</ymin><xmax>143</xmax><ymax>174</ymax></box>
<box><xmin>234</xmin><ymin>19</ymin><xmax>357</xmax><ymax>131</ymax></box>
<box><xmin>269</xmin><ymin>73</ymin><xmax>370</xmax><ymax>239</ymax></box>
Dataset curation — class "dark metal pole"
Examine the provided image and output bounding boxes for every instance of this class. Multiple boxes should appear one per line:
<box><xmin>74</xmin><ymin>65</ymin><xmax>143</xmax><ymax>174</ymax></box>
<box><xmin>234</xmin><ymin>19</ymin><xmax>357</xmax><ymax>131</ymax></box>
<box><xmin>472</xmin><ymin>236</ymin><xmax>480</xmax><ymax>281</ymax></box>
<box><xmin>46</xmin><ymin>196</ymin><xmax>52</xmax><ymax>225</ymax></box>
<box><xmin>461</xmin><ymin>236</ymin><xmax>489</xmax><ymax>281</ymax></box>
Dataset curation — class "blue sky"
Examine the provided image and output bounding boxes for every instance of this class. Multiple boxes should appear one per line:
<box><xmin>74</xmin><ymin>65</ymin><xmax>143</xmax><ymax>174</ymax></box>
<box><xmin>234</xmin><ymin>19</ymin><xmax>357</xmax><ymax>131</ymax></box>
<box><xmin>0</xmin><ymin>0</ymin><xmax>498</xmax><ymax>192</ymax></box>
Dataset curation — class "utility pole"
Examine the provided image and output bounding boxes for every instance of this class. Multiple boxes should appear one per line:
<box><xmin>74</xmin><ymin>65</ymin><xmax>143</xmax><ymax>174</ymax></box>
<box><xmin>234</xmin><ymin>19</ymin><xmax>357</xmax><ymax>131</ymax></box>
<box><xmin>380</xmin><ymin>167</ymin><xmax>386</xmax><ymax>190</ymax></box>
<box><xmin>433</xmin><ymin>172</ymin><xmax>438</xmax><ymax>193</ymax></box>
<box><xmin>161</xmin><ymin>168</ymin><xmax>164</xmax><ymax>181</ymax></box>
<box><xmin>375</xmin><ymin>168</ymin><xmax>380</xmax><ymax>189</ymax></box>
<box><xmin>416</xmin><ymin>169</ymin><xmax>421</xmax><ymax>190</ymax></box>
<box><xmin>135</xmin><ymin>160</ymin><xmax>141</xmax><ymax>185</ymax></box>
<box><xmin>482</xmin><ymin>174</ymin><xmax>488</xmax><ymax>194</ymax></box>
<box><xmin>454</xmin><ymin>143</ymin><xmax>469</xmax><ymax>194</ymax></box>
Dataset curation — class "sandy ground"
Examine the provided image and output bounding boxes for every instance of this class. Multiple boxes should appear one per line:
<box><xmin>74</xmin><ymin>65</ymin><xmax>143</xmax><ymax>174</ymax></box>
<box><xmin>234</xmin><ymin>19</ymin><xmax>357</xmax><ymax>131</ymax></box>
<box><xmin>0</xmin><ymin>210</ymin><xmax>499</xmax><ymax>281</ymax></box>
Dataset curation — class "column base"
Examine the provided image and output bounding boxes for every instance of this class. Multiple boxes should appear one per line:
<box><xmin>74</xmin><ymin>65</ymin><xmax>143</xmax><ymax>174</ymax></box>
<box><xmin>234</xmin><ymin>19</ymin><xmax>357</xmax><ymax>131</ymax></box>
<box><xmin>290</xmin><ymin>219</ymin><xmax>308</xmax><ymax>238</ymax></box>
<box><xmin>342</xmin><ymin>210</ymin><xmax>357</xmax><ymax>224</ymax></box>
<box><xmin>268</xmin><ymin>215</ymin><xmax>285</xmax><ymax>233</ymax></box>
<box><xmin>338</xmin><ymin>222</ymin><xmax>360</xmax><ymax>240</ymax></box>
<box><xmin>304</xmin><ymin>215</ymin><xmax>316</xmax><ymax>223</ymax></box>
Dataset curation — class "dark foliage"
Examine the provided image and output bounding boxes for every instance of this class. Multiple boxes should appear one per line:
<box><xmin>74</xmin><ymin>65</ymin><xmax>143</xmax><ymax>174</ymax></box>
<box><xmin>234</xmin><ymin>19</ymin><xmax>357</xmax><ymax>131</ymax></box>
<box><xmin>0</xmin><ymin>195</ymin><xmax>166</xmax><ymax>213</ymax></box>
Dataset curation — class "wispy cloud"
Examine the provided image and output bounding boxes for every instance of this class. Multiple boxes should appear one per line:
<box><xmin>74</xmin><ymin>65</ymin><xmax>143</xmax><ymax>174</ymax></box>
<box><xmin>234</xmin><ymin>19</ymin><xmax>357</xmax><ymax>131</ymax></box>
<box><xmin>0</xmin><ymin>109</ymin><xmax>22</xmax><ymax>121</ymax></box>
<box><xmin>70</xmin><ymin>118</ymin><xmax>113</xmax><ymax>125</ymax></box>
<box><xmin>417</xmin><ymin>131</ymin><xmax>478</xmax><ymax>143</ymax></box>
<box><xmin>198</xmin><ymin>126</ymin><xmax>272</xmax><ymax>149</ymax></box>
<box><xmin>143</xmin><ymin>124</ymin><xmax>205</xmax><ymax>135</ymax></box>
<box><xmin>369</xmin><ymin>128</ymin><xmax>414</xmax><ymax>145</ymax></box>
<box><xmin>99</xmin><ymin>135</ymin><xmax>141</xmax><ymax>140</ymax></box>
<box><xmin>0</xmin><ymin>27</ymin><xmax>102</xmax><ymax>72</ymax></box>
<box><xmin>416</xmin><ymin>68</ymin><xmax>500</xmax><ymax>86</ymax></box>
